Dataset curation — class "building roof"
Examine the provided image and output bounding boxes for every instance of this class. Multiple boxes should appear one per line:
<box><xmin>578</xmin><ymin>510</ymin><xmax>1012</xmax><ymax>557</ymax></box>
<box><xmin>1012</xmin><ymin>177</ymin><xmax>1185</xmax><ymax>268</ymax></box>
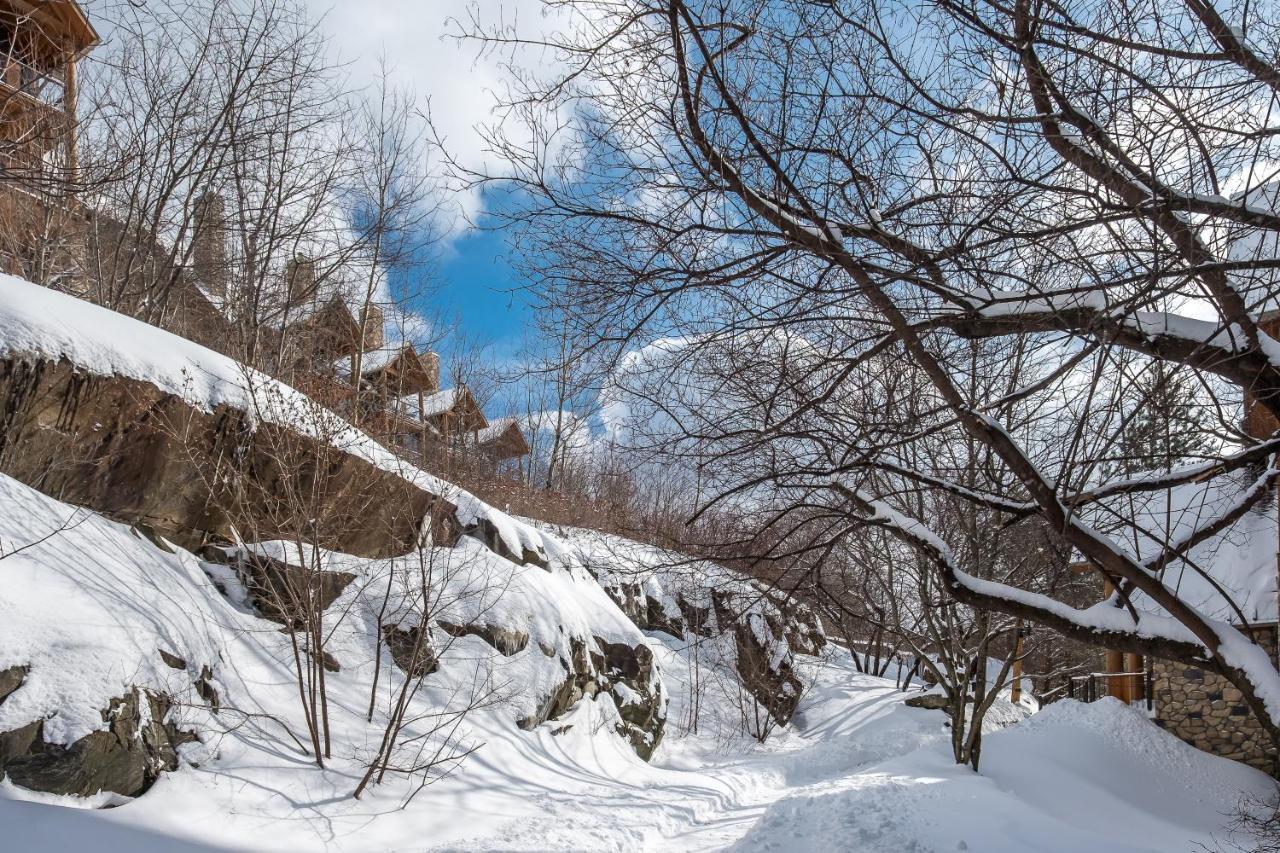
<box><xmin>12</xmin><ymin>1</ymin><xmax>100</xmax><ymax>57</ymax></box>
<box><xmin>391</xmin><ymin>386</ymin><xmax>488</xmax><ymax>432</ymax></box>
<box><xmin>394</xmin><ymin>388</ymin><xmax>461</xmax><ymax>420</ymax></box>
<box><xmin>470</xmin><ymin>417</ymin><xmax>531</xmax><ymax>460</ymax></box>
<box><xmin>1116</xmin><ymin>473</ymin><xmax>1277</xmax><ymax>624</ymax></box>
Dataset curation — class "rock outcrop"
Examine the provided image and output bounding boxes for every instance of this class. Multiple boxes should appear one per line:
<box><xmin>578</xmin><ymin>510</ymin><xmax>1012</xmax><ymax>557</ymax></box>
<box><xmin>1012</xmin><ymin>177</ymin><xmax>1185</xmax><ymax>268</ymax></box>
<box><xmin>0</xmin><ymin>685</ymin><xmax>198</xmax><ymax>798</ymax></box>
<box><xmin>0</xmin><ymin>355</ymin><xmax>549</xmax><ymax>568</ymax></box>
<box><xmin>439</xmin><ymin>621</ymin><xmax>530</xmax><ymax>656</ymax></box>
<box><xmin>585</xmin><ymin>538</ymin><xmax>826</xmax><ymax>729</ymax></box>
<box><xmin>383</xmin><ymin>624</ymin><xmax>441</xmax><ymax>678</ymax></box>
<box><xmin>0</xmin><ymin>356</ymin><xmax>446</xmax><ymax>557</ymax></box>
<box><xmin>221</xmin><ymin>547</ymin><xmax>358</xmax><ymax>627</ymax></box>
<box><xmin>518</xmin><ymin>636</ymin><xmax>666</xmax><ymax>760</ymax></box>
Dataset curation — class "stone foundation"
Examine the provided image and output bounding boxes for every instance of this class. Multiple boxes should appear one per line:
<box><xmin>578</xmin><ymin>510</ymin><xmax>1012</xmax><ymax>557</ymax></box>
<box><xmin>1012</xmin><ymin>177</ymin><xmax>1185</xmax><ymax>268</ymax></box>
<box><xmin>1151</xmin><ymin>625</ymin><xmax>1278</xmax><ymax>773</ymax></box>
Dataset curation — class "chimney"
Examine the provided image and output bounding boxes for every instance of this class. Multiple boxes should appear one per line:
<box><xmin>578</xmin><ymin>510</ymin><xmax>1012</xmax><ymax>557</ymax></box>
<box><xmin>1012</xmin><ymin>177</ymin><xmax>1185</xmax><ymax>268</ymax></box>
<box><xmin>191</xmin><ymin>192</ymin><xmax>227</xmax><ymax>299</ymax></box>
<box><xmin>285</xmin><ymin>255</ymin><xmax>317</xmax><ymax>303</ymax></box>
<box><xmin>362</xmin><ymin>304</ymin><xmax>384</xmax><ymax>351</ymax></box>
<box><xmin>421</xmin><ymin>350</ymin><xmax>440</xmax><ymax>393</ymax></box>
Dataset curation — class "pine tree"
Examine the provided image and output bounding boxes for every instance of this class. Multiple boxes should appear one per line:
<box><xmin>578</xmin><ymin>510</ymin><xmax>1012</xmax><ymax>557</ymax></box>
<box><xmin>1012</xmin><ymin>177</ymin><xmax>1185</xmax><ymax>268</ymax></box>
<box><xmin>1102</xmin><ymin>361</ymin><xmax>1215</xmax><ymax>480</ymax></box>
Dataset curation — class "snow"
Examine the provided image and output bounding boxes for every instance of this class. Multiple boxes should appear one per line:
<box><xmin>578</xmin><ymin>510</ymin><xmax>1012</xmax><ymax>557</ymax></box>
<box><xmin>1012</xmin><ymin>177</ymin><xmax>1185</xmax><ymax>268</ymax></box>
<box><xmin>1092</xmin><ymin>471</ymin><xmax>1280</xmax><ymax>624</ymax></box>
<box><xmin>396</xmin><ymin>388</ymin><xmax>462</xmax><ymax>420</ymax></box>
<box><xmin>541</xmin><ymin>522</ymin><xmax>808</xmax><ymax>677</ymax></box>
<box><xmin>472</xmin><ymin>416</ymin><xmax>520</xmax><ymax>444</ymax></box>
<box><xmin>1</xmin><ymin>279</ymin><xmax>1276</xmax><ymax>850</ymax></box>
<box><xmin>0</xmin><ymin>472</ymin><xmax>1272</xmax><ymax>851</ymax></box>
<box><xmin>0</xmin><ymin>476</ymin><xmax>225</xmax><ymax>747</ymax></box>
<box><xmin>4</xmin><ymin>607</ymin><xmax>1269</xmax><ymax>853</ymax></box>
<box><xmin>0</xmin><ymin>274</ymin><xmax>548</xmax><ymax>566</ymax></box>
<box><xmin>738</xmin><ymin>697</ymin><xmax>1268</xmax><ymax>853</ymax></box>
<box><xmin>967</xmin><ymin>288</ymin><xmax>1255</xmax><ymax>355</ymax></box>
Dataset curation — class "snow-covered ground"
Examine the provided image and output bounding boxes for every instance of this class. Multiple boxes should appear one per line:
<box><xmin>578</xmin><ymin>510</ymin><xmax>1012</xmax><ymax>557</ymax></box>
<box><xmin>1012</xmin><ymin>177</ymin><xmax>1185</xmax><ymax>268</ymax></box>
<box><xmin>1</xmin><ymin>472</ymin><xmax>1271</xmax><ymax>853</ymax></box>
<box><xmin>0</xmin><ymin>448</ymin><xmax>1270</xmax><ymax>852</ymax></box>
<box><xmin>3</xmin><ymin>642</ymin><xmax>1270</xmax><ymax>852</ymax></box>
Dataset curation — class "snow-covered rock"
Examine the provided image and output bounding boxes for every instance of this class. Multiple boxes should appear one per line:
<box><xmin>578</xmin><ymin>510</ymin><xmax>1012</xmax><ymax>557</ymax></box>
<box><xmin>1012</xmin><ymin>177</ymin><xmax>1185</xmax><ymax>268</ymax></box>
<box><xmin>0</xmin><ymin>274</ymin><xmax>552</xmax><ymax>566</ymax></box>
<box><xmin>543</xmin><ymin>524</ymin><xmax>827</xmax><ymax>728</ymax></box>
<box><xmin>0</xmin><ymin>467</ymin><xmax>669</xmax><ymax>801</ymax></box>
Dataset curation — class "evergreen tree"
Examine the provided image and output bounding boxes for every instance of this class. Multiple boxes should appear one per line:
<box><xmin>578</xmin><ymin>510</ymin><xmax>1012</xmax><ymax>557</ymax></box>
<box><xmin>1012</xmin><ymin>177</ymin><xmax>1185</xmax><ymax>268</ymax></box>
<box><xmin>1102</xmin><ymin>361</ymin><xmax>1215</xmax><ymax>480</ymax></box>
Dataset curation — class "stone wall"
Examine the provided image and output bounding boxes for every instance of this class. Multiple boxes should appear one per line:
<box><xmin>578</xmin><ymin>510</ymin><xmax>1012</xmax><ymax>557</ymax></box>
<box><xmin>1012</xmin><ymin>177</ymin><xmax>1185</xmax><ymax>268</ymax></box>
<box><xmin>1151</xmin><ymin>624</ymin><xmax>1278</xmax><ymax>773</ymax></box>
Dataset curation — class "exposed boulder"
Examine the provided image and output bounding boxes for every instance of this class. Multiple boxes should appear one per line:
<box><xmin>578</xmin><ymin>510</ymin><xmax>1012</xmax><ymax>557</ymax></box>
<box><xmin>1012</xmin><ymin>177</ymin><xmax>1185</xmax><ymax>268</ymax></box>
<box><xmin>590</xmin><ymin>544</ymin><xmax>826</xmax><ymax>731</ymax></box>
<box><xmin>0</xmin><ymin>353</ymin><xmax>552</xmax><ymax>569</ymax></box>
<box><xmin>0</xmin><ymin>688</ymin><xmax>197</xmax><ymax>798</ymax></box>
<box><xmin>724</xmin><ymin>608</ymin><xmax>806</xmax><ymax>726</ymax></box>
<box><xmin>519</xmin><ymin>636</ymin><xmax>667</xmax><ymax>760</ymax></box>
<box><xmin>439</xmin><ymin>620</ymin><xmax>529</xmax><ymax>656</ymax></box>
<box><xmin>0</xmin><ymin>664</ymin><xmax>28</xmax><ymax>704</ymax></box>
<box><xmin>676</xmin><ymin>596</ymin><xmax>713</xmax><ymax>637</ymax></box>
<box><xmin>593</xmin><ymin>638</ymin><xmax>665</xmax><ymax>759</ymax></box>
<box><xmin>904</xmin><ymin>693</ymin><xmax>951</xmax><ymax>711</ymax></box>
<box><xmin>709</xmin><ymin>585</ymin><xmax>829</xmax><ymax>727</ymax></box>
<box><xmin>467</xmin><ymin>515</ymin><xmax>549</xmax><ymax>569</ymax></box>
<box><xmin>226</xmin><ymin>549</ymin><xmax>356</xmax><ymax>626</ymax></box>
<box><xmin>383</xmin><ymin>624</ymin><xmax>440</xmax><ymax>678</ymax></box>
<box><xmin>595</xmin><ymin>580</ymin><xmax>685</xmax><ymax>641</ymax></box>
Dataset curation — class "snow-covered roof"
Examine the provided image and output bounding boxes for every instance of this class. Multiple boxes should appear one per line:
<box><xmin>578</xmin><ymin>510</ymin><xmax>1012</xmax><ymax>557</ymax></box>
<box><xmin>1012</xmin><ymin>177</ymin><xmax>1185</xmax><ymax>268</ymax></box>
<box><xmin>1213</xmin><ymin>175</ymin><xmax>1280</xmax><ymax>315</ymax></box>
<box><xmin>394</xmin><ymin>388</ymin><xmax>467</xmax><ymax>420</ymax></box>
<box><xmin>0</xmin><ymin>274</ymin><xmax>552</xmax><ymax>565</ymax></box>
<box><xmin>1109</xmin><ymin>474</ymin><xmax>1278</xmax><ymax>624</ymax></box>
<box><xmin>333</xmin><ymin>345</ymin><xmax>402</xmax><ymax>380</ymax></box>
<box><xmin>474</xmin><ymin>417</ymin><xmax>519</xmax><ymax>444</ymax></box>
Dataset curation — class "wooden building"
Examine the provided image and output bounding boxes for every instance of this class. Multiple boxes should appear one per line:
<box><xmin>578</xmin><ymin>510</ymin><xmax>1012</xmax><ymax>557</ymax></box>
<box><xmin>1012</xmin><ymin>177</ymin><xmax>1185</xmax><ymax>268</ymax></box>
<box><xmin>1080</xmin><ymin>339</ymin><xmax>1280</xmax><ymax>772</ymax></box>
<box><xmin>0</xmin><ymin>0</ymin><xmax>96</xmax><ymax>284</ymax></box>
<box><xmin>0</xmin><ymin>0</ymin><xmax>96</xmax><ymax>179</ymax></box>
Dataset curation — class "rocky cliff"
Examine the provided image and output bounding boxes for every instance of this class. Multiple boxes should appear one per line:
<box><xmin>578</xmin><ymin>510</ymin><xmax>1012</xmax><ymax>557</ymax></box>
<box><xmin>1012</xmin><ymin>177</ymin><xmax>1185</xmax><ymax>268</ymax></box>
<box><xmin>0</xmin><ymin>276</ymin><xmax>825</xmax><ymax>802</ymax></box>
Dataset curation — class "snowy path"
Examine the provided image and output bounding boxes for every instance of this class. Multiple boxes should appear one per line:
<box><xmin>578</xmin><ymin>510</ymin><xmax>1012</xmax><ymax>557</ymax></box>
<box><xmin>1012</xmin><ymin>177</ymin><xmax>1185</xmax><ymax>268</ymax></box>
<box><xmin>2</xmin><ymin>633</ymin><xmax>1272</xmax><ymax>852</ymax></box>
<box><xmin>425</xmin><ymin>658</ymin><xmax>971</xmax><ymax>851</ymax></box>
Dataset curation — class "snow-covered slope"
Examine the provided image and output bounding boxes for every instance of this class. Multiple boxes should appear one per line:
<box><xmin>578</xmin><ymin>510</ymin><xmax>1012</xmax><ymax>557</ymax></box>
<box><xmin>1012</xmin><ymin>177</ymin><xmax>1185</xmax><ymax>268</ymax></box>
<box><xmin>0</xmin><ymin>467</ymin><xmax>664</xmax><ymax>815</ymax></box>
<box><xmin>0</xmin><ymin>470</ymin><xmax>1269</xmax><ymax>851</ymax></box>
<box><xmin>0</xmin><ymin>274</ymin><xmax>549</xmax><ymax>563</ymax></box>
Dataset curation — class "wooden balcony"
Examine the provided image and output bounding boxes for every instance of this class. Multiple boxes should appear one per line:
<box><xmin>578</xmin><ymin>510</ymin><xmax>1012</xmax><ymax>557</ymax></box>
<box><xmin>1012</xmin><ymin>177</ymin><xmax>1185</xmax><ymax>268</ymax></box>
<box><xmin>0</xmin><ymin>57</ymin><xmax>65</xmax><ymax>110</ymax></box>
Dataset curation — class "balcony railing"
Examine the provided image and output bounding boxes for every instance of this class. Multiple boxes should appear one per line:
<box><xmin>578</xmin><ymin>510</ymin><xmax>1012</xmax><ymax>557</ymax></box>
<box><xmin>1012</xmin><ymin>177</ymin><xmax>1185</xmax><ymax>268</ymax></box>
<box><xmin>0</xmin><ymin>58</ymin><xmax>65</xmax><ymax>107</ymax></box>
<box><xmin>1066</xmin><ymin>670</ymin><xmax>1153</xmax><ymax>709</ymax></box>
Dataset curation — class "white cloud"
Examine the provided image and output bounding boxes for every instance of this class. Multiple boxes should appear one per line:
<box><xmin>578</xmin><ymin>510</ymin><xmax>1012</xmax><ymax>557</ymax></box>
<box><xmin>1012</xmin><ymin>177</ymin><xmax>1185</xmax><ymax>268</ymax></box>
<box><xmin>303</xmin><ymin>0</ymin><xmax>560</xmax><ymax>233</ymax></box>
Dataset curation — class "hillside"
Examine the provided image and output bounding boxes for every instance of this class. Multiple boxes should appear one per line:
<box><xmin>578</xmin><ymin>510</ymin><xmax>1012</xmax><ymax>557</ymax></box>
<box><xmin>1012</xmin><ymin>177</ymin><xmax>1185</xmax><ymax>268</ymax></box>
<box><xmin>0</xmin><ymin>468</ymin><xmax>1269</xmax><ymax>851</ymax></box>
<box><xmin>0</xmin><ymin>276</ymin><xmax>1275</xmax><ymax>852</ymax></box>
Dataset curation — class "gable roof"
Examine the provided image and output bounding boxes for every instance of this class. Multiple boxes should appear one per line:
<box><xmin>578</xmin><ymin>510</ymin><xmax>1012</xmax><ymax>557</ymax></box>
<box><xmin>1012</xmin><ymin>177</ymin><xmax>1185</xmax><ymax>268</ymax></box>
<box><xmin>393</xmin><ymin>387</ymin><xmax>487</xmax><ymax>433</ymax></box>
<box><xmin>1107</xmin><ymin>473</ymin><xmax>1278</xmax><ymax>624</ymax></box>
<box><xmin>347</xmin><ymin>345</ymin><xmax>436</xmax><ymax>394</ymax></box>
<box><xmin>471</xmin><ymin>417</ymin><xmax>530</xmax><ymax>460</ymax></box>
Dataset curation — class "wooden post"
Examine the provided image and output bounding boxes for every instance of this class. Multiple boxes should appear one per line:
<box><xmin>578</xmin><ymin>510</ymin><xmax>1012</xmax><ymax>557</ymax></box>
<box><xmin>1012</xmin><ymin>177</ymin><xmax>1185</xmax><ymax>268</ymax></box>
<box><xmin>1011</xmin><ymin>620</ymin><xmax>1024</xmax><ymax>704</ymax></box>
<box><xmin>1104</xmin><ymin>649</ymin><xmax>1126</xmax><ymax>701</ymax></box>
<box><xmin>1125</xmin><ymin>652</ymin><xmax>1143</xmax><ymax>705</ymax></box>
<box><xmin>1095</xmin><ymin>576</ymin><xmax>1129</xmax><ymax>701</ymax></box>
<box><xmin>63</xmin><ymin>51</ymin><xmax>76</xmax><ymax>187</ymax></box>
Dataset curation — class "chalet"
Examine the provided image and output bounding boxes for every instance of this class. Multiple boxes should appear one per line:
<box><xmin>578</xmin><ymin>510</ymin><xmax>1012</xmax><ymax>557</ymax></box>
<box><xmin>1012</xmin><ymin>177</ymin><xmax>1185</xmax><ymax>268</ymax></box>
<box><xmin>0</xmin><ymin>0</ymin><xmax>96</xmax><ymax>283</ymax></box>
<box><xmin>1078</xmin><ymin>351</ymin><xmax>1280</xmax><ymax>772</ymax></box>
<box><xmin>469</xmin><ymin>418</ymin><xmax>532</xmax><ymax>462</ymax></box>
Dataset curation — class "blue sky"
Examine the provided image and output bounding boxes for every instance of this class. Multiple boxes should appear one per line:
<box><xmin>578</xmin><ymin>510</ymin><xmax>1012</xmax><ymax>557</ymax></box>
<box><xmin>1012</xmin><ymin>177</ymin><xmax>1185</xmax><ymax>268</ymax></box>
<box><xmin>434</xmin><ymin>227</ymin><xmax>534</xmax><ymax>356</ymax></box>
<box><xmin>301</xmin><ymin>0</ymin><xmax>553</xmax><ymax>360</ymax></box>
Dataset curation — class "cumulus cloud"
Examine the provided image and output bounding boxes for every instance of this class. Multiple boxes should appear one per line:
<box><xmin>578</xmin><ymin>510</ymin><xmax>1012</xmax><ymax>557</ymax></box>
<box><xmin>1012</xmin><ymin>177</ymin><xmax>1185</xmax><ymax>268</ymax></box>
<box><xmin>303</xmin><ymin>0</ymin><xmax>562</xmax><ymax>234</ymax></box>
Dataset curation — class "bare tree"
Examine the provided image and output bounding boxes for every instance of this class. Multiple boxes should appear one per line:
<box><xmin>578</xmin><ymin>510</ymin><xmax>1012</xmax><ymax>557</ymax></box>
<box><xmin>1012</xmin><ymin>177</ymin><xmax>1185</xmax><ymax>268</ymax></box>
<box><xmin>458</xmin><ymin>0</ymin><xmax>1280</xmax><ymax>756</ymax></box>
